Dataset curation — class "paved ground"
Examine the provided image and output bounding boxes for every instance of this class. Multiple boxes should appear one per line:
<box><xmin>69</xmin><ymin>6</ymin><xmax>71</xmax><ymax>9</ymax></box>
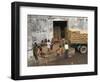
<box><xmin>28</xmin><ymin>43</ymin><xmax>87</xmax><ymax>66</ymax></box>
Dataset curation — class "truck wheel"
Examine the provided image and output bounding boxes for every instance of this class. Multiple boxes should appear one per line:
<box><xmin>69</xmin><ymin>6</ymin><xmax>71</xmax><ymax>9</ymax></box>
<box><xmin>80</xmin><ymin>45</ymin><xmax>87</xmax><ymax>54</ymax></box>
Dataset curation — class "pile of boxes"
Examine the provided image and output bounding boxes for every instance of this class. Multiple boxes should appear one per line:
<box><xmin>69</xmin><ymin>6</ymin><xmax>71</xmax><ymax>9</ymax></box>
<box><xmin>80</xmin><ymin>33</ymin><xmax>88</xmax><ymax>43</ymax></box>
<box><xmin>67</xmin><ymin>30</ymin><xmax>87</xmax><ymax>44</ymax></box>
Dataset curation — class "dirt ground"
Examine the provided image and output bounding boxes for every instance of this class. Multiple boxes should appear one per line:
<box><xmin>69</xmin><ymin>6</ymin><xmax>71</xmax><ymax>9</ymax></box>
<box><xmin>28</xmin><ymin>42</ymin><xmax>88</xmax><ymax>66</ymax></box>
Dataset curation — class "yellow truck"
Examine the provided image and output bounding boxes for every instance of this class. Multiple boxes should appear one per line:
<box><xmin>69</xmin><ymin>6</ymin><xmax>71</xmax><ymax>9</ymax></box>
<box><xmin>67</xmin><ymin>29</ymin><xmax>87</xmax><ymax>54</ymax></box>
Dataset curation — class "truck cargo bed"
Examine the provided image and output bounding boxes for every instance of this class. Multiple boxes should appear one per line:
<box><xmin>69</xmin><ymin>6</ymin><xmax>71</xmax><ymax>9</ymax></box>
<box><xmin>67</xmin><ymin>30</ymin><xmax>87</xmax><ymax>44</ymax></box>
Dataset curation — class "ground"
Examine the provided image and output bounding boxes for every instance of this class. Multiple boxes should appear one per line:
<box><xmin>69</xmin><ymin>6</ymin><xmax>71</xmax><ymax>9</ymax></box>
<box><xmin>28</xmin><ymin>42</ymin><xmax>87</xmax><ymax>66</ymax></box>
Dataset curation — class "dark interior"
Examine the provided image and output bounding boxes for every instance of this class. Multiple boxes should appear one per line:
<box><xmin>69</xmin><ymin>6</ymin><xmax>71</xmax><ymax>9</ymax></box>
<box><xmin>53</xmin><ymin>21</ymin><xmax>67</xmax><ymax>38</ymax></box>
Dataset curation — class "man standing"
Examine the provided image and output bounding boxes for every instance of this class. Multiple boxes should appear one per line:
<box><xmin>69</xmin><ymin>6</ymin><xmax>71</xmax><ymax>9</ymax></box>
<box><xmin>47</xmin><ymin>40</ymin><xmax>51</xmax><ymax>52</ymax></box>
<box><xmin>64</xmin><ymin>42</ymin><xmax>69</xmax><ymax>58</ymax></box>
<box><xmin>32</xmin><ymin>42</ymin><xmax>39</xmax><ymax>64</ymax></box>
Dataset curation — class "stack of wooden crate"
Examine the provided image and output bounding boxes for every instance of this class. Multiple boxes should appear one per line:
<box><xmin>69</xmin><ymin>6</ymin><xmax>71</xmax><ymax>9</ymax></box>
<box><xmin>80</xmin><ymin>33</ymin><xmax>87</xmax><ymax>43</ymax></box>
<box><xmin>67</xmin><ymin>30</ymin><xmax>87</xmax><ymax>44</ymax></box>
<box><xmin>68</xmin><ymin>30</ymin><xmax>81</xmax><ymax>44</ymax></box>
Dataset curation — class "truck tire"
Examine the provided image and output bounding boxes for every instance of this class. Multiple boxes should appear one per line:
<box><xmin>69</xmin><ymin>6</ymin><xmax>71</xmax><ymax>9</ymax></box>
<box><xmin>79</xmin><ymin>45</ymin><xmax>87</xmax><ymax>54</ymax></box>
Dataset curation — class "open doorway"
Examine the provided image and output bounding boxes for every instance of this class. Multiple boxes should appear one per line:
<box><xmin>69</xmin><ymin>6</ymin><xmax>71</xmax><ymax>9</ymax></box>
<box><xmin>53</xmin><ymin>21</ymin><xmax>67</xmax><ymax>41</ymax></box>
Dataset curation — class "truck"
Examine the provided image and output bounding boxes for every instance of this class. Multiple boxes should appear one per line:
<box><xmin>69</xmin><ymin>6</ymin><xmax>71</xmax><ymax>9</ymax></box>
<box><xmin>66</xmin><ymin>29</ymin><xmax>87</xmax><ymax>54</ymax></box>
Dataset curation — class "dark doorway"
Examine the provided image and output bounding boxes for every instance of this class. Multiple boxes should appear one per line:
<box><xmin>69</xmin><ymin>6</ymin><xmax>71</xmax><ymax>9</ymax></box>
<box><xmin>53</xmin><ymin>21</ymin><xmax>67</xmax><ymax>40</ymax></box>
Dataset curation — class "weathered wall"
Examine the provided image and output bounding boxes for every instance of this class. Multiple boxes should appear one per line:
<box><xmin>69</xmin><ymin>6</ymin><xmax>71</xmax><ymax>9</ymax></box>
<box><xmin>27</xmin><ymin>15</ymin><xmax>53</xmax><ymax>50</ymax></box>
<box><xmin>68</xmin><ymin>17</ymin><xmax>88</xmax><ymax>33</ymax></box>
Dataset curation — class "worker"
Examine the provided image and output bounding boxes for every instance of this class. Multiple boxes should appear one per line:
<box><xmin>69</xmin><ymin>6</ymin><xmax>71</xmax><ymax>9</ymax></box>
<box><xmin>47</xmin><ymin>40</ymin><xmax>51</xmax><ymax>52</ymax></box>
<box><xmin>64</xmin><ymin>41</ymin><xmax>69</xmax><ymax>58</ymax></box>
<box><xmin>32</xmin><ymin>42</ymin><xmax>39</xmax><ymax>64</ymax></box>
<box><xmin>56</xmin><ymin>45</ymin><xmax>64</xmax><ymax>56</ymax></box>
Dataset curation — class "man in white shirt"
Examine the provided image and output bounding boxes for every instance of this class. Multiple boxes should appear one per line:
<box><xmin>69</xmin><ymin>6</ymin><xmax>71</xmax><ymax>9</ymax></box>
<box><xmin>47</xmin><ymin>40</ymin><xmax>51</xmax><ymax>52</ymax></box>
<box><xmin>64</xmin><ymin>42</ymin><xmax>69</xmax><ymax>58</ymax></box>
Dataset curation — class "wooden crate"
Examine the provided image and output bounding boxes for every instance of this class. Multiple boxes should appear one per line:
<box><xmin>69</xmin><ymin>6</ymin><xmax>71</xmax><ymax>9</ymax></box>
<box><xmin>67</xmin><ymin>30</ymin><xmax>87</xmax><ymax>44</ymax></box>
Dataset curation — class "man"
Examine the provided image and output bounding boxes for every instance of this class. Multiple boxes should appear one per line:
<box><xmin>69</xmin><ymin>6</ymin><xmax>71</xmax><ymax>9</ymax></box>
<box><xmin>47</xmin><ymin>40</ymin><xmax>51</xmax><ymax>52</ymax></box>
<box><xmin>32</xmin><ymin>42</ymin><xmax>39</xmax><ymax>64</ymax></box>
<box><xmin>56</xmin><ymin>45</ymin><xmax>64</xmax><ymax>56</ymax></box>
<box><xmin>62</xmin><ymin>38</ymin><xmax>65</xmax><ymax>47</ymax></box>
<box><xmin>64</xmin><ymin>42</ymin><xmax>69</xmax><ymax>58</ymax></box>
